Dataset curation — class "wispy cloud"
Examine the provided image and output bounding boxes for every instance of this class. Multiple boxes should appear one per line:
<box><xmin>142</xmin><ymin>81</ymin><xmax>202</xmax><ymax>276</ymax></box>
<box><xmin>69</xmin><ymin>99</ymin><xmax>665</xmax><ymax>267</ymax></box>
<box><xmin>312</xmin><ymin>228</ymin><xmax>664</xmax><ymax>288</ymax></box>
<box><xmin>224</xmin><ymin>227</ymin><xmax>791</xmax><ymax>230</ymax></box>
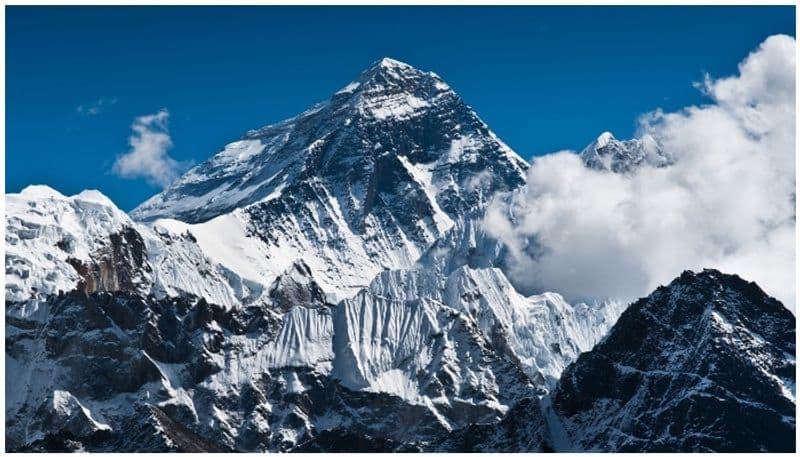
<box><xmin>76</xmin><ymin>97</ymin><xmax>119</xmax><ymax>116</ymax></box>
<box><xmin>112</xmin><ymin>109</ymin><xmax>188</xmax><ymax>188</ymax></box>
<box><xmin>485</xmin><ymin>34</ymin><xmax>796</xmax><ymax>309</ymax></box>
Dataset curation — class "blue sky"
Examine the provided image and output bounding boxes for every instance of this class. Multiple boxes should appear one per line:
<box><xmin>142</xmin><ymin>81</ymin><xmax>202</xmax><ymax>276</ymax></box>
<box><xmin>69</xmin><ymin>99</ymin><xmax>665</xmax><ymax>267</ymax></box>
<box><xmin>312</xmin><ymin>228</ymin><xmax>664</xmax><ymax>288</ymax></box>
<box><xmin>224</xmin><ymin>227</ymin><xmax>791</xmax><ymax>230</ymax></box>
<box><xmin>6</xmin><ymin>6</ymin><xmax>795</xmax><ymax>210</ymax></box>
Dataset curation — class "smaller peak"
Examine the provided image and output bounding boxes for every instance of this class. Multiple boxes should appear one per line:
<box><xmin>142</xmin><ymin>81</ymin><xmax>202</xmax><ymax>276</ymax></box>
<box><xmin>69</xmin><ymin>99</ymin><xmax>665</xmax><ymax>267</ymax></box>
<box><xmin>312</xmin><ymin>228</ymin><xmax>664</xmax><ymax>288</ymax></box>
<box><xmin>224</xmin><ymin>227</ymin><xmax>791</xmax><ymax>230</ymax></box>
<box><xmin>18</xmin><ymin>184</ymin><xmax>66</xmax><ymax>200</ymax></box>
<box><xmin>375</xmin><ymin>57</ymin><xmax>413</xmax><ymax>70</ymax></box>
<box><xmin>15</xmin><ymin>185</ymin><xmax>118</xmax><ymax>209</ymax></box>
<box><xmin>579</xmin><ymin>131</ymin><xmax>617</xmax><ymax>162</ymax></box>
<box><xmin>74</xmin><ymin>189</ymin><xmax>116</xmax><ymax>207</ymax></box>
<box><xmin>673</xmin><ymin>268</ymin><xmax>735</xmax><ymax>288</ymax></box>
<box><xmin>595</xmin><ymin>131</ymin><xmax>616</xmax><ymax>148</ymax></box>
<box><xmin>357</xmin><ymin>57</ymin><xmax>428</xmax><ymax>86</ymax></box>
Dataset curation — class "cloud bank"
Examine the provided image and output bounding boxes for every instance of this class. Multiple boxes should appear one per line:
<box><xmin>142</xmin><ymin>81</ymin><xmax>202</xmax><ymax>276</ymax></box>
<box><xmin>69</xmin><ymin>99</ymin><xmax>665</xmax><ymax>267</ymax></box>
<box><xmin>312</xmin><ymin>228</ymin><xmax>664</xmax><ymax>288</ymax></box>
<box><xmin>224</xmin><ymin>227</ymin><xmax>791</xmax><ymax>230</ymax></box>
<box><xmin>112</xmin><ymin>109</ymin><xmax>184</xmax><ymax>188</ymax></box>
<box><xmin>485</xmin><ymin>34</ymin><xmax>796</xmax><ymax>310</ymax></box>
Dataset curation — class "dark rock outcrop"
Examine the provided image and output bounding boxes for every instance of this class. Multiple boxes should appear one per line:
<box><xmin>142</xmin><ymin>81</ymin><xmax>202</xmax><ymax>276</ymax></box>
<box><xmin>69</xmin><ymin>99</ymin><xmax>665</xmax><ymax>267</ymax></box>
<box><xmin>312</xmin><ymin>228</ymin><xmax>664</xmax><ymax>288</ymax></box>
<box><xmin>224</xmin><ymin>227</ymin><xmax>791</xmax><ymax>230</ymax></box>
<box><xmin>553</xmin><ymin>269</ymin><xmax>796</xmax><ymax>452</ymax></box>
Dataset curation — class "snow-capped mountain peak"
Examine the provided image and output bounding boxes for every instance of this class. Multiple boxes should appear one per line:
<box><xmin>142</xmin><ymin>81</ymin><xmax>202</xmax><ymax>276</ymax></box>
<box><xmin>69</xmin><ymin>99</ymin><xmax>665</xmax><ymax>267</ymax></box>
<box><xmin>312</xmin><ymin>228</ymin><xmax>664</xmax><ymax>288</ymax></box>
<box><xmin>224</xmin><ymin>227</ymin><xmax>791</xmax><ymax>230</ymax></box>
<box><xmin>352</xmin><ymin>57</ymin><xmax>443</xmax><ymax>91</ymax></box>
<box><xmin>376</xmin><ymin>56</ymin><xmax>411</xmax><ymax>69</ymax></box>
<box><xmin>131</xmin><ymin>58</ymin><xmax>525</xmax><ymax>224</ymax></box>
<box><xmin>580</xmin><ymin>130</ymin><xmax>671</xmax><ymax>173</ymax></box>
<box><xmin>6</xmin><ymin>185</ymin><xmax>137</xmax><ymax>305</ymax></box>
<box><xmin>357</xmin><ymin>57</ymin><xmax>424</xmax><ymax>83</ymax></box>
<box><xmin>334</xmin><ymin>58</ymin><xmax>414</xmax><ymax>96</ymax></box>
<box><xmin>5</xmin><ymin>186</ymin><xmax>260</xmax><ymax>314</ymax></box>
<box><xmin>129</xmin><ymin>58</ymin><xmax>529</xmax><ymax>302</ymax></box>
<box><xmin>594</xmin><ymin>131</ymin><xmax>615</xmax><ymax>148</ymax></box>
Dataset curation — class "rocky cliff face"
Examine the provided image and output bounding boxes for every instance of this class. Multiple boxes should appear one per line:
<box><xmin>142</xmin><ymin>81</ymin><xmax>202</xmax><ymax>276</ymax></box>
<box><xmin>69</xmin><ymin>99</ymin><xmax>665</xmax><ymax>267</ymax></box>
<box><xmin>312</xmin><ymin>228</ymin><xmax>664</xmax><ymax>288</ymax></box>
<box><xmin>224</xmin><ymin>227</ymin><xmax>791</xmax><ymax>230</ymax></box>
<box><xmin>552</xmin><ymin>269</ymin><xmax>796</xmax><ymax>452</ymax></box>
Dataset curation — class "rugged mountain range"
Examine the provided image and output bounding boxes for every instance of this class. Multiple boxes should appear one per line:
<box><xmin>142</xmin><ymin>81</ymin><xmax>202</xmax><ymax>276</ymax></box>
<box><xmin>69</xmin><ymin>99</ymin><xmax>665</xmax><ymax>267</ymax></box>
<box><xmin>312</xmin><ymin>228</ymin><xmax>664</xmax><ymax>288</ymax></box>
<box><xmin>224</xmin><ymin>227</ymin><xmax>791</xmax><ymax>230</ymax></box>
<box><xmin>5</xmin><ymin>58</ymin><xmax>795</xmax><ymax>452</ymax></box>
<box><xmin>440</xmin><ymin>270</ymin><xmax>795</xmax><ymax>452</ymax></box>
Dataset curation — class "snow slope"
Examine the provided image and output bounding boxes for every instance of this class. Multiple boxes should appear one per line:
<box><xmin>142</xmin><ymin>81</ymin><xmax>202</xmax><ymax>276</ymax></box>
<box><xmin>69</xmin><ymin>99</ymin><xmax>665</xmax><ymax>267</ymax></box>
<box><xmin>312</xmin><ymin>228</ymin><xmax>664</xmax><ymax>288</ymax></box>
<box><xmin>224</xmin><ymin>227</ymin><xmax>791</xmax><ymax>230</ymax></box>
<box><xmin>5</xmin><ymin>185</ymin><xmax>255</xmax><ymax>315</ymax></box>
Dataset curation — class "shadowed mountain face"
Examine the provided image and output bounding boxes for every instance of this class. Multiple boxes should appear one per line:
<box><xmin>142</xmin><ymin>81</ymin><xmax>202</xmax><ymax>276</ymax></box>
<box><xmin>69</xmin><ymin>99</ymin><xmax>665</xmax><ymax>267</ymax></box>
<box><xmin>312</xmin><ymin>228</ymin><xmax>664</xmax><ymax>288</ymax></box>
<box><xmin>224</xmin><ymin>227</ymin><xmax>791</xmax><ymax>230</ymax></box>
<box><xmin>553</xmin><ymin>269</ymin><xmax>796</xmax><ymax>452</ymax></box>
<box><xmin>5</xmin><ymin>57</ymin><xmax>795</xmax><ymax>452</ymax></box>
<box><xmin>132</xmin><ymin>57</ymin><xmax>528</xmax><ymax>225</ymax></box>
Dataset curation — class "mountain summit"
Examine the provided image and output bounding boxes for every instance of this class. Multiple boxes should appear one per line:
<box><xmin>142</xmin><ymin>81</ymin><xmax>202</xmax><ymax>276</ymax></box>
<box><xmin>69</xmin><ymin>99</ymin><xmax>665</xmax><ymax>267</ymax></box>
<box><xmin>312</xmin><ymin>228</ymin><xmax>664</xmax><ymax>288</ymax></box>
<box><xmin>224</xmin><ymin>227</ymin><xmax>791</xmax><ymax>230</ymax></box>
<box><xmin>352</xmin><ymin>56</ymin><xmax>436</xmax><ymax>90</ymax></box>
<box><xmin>130</xmin><ymin>58</ymin><xmax>528</xmax><ymax>301</ymax></box>
<box><xmin>132</xmin><ymin>58</ymin><xmax>527</xmax><ymax>224</ymax></box>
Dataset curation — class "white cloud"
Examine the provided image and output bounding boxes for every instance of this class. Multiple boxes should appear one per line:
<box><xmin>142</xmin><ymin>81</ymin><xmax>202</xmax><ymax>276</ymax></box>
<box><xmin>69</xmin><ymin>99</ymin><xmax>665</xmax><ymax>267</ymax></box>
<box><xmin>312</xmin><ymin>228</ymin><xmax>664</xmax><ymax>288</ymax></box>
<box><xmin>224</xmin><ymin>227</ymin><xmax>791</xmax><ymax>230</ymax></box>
<box><xmin>112</xmin><ymin>109</ymin><xmax>184</xmax><ymax>188</ymax></box>
<box><xmin>76</xmin><ymin>97</ymin><xmax>118</xmax><ymax>116</ymax></box>
<box><xmin>485</xmin><ymin>34</ymin><xmax>796</xmax><ymax>310</ymax></box>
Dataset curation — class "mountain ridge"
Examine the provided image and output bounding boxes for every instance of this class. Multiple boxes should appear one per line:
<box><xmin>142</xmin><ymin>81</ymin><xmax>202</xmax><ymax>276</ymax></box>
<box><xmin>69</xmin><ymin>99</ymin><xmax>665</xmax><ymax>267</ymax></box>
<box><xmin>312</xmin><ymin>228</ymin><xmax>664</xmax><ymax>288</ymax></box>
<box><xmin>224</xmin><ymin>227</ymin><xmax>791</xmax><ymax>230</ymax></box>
<box><xmin>131</xmin><ymin>57</ymin><xmax>527</xmax><ymax>224</ymax></box>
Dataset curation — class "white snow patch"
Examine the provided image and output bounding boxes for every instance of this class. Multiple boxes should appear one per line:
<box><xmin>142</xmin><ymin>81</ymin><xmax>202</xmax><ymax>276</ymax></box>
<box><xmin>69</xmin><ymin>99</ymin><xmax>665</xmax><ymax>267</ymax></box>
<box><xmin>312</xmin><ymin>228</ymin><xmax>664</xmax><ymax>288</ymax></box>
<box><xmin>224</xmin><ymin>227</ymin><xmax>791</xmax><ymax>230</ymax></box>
<box><xmin>336</xmin><ymin>81</ymin><xmax>361</xmax><ymax>95</ymax></box>
<box><xmin>153</xmin><ymin>211</ymin><xmax>273</xmax><ymax>287</ymax></box>
<box><xmin>52</xmin><ymin>390</ymin><xmax>112</xmax><ymax>432</ymax></box>
<box><xmin>365</xmin><ymin>369</ymin><xmax>422</xmax><ymax>404</ymax></box>
<box><xmin>396</xmin><ymin>155</ymin><xmax>455</xmax><ymax>234</ymax></box>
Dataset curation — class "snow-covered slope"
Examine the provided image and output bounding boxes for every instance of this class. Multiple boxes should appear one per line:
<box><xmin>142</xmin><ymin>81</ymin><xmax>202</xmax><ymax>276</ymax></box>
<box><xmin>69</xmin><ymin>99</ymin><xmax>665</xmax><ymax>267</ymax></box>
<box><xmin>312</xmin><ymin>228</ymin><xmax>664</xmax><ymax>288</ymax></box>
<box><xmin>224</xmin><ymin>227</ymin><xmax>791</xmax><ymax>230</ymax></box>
<box><xmin>5</xmin><ymin>185</ymin><xmax>255</xmax><ymax>315</ymax></box>
<box><xmin>442</xmin><ymin>267</ymin><xmax>623</xmax><ymax>387</ymax></box>
<box><xmin>332</xmin><ymin>266</ymin><xmax>621</xmax><ymax>397</ymax></box>
<box><xmin>6</xmin><ymin>185</ymin><xmax>137</xmax><ymax>304</ymax></box>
